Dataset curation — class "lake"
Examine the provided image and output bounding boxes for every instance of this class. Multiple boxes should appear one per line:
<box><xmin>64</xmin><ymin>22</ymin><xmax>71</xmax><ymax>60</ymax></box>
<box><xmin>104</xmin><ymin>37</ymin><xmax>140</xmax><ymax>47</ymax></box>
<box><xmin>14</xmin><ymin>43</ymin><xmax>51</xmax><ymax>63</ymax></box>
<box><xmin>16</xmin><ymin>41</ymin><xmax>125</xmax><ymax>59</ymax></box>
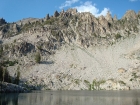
<box><xmin>0</xmin><ymin>90</ymin><xmax>140</xmax><ymax>105</ymax></box>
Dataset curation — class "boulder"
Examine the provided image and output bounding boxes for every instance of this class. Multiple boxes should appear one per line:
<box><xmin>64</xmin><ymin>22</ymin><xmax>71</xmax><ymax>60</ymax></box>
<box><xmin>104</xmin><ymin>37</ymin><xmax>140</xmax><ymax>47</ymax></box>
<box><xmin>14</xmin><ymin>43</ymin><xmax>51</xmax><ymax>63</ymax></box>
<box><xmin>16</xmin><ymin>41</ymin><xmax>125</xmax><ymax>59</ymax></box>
<box><xmin>118</xmin><ymin>68</ymin><xmax>126</xmax><ymax>73</ymax></box>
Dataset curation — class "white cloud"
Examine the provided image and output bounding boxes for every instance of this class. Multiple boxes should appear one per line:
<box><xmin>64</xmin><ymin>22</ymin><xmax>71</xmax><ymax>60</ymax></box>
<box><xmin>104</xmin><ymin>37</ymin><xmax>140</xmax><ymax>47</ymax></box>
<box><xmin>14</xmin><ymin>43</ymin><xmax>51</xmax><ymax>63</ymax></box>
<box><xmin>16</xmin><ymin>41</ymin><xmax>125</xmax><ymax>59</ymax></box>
<box><xmin>129</xmin><ymin>0</ymin><xmax>137</xmax><ymax>2</ymax></box>
<box><xmin>74</xmin><ymin>1</ymin><xmax>109</xmax><ymax>17</ymax></box>
<box><xmin>59</xmin><ymin>0</ymin><xmax>79</xmax><ymax>9</ymax></box>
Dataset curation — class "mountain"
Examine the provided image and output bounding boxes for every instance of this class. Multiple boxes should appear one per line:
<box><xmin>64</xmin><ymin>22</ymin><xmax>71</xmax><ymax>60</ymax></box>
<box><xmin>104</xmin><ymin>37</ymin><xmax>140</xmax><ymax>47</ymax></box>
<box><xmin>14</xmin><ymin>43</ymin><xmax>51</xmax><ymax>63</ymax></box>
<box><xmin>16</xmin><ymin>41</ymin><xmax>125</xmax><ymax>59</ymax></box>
<box><xmin>0</xmin><ymin>9</ymin><xmax>140</xmax><ymax>90</ymax></box>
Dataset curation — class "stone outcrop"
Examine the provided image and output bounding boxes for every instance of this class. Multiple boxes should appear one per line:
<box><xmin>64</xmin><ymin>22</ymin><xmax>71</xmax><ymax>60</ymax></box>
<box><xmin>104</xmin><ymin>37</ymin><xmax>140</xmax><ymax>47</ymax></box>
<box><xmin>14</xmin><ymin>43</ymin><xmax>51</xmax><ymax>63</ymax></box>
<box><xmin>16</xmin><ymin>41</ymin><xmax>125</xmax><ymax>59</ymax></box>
<box><xmin>0</xmin><ymin>23</ymin><xmax>20</xmax><ymax>38</ymax></box>
<box><xmin>105</xmin><ymin>11</ymin><xmax>113</xmax><ymax>23</ymax></box>
<box><xmin>122</xmin><ymin>10</ymin><xmax>137</xmax><ymax>20</ymax></box>
<box><xmin>11</xmin><ymin>40</ymin><xmax>35</xmax><ymax>55</ymax></box>
<box><xmin>12</xmin><ymin>24</ymin><xmax>19</xmax><ymax>33</ymax></box>
<box><xmin>67</xmin><ymin>8</ymin><xmax>77</xmax><ymax>15</ymax></box>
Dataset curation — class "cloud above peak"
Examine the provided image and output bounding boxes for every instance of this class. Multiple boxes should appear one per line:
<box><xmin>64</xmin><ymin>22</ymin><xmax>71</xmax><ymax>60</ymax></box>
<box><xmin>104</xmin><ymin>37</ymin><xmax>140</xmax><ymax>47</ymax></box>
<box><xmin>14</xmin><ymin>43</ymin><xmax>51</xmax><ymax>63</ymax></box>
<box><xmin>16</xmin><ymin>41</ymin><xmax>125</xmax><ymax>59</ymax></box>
<box><xmin>74</xmin><ymin>1</ymin><xmax>110</xmax><ymax>17</ymax></box>
<box><xmin>59</xmin><ymin>1</ymin><xmax>110</xmax><ymax>17</ymax></box>
<box><xmin>59</xmin><ymin>0</ymin><xmax>79</xmax><ymax>9</ymax></box>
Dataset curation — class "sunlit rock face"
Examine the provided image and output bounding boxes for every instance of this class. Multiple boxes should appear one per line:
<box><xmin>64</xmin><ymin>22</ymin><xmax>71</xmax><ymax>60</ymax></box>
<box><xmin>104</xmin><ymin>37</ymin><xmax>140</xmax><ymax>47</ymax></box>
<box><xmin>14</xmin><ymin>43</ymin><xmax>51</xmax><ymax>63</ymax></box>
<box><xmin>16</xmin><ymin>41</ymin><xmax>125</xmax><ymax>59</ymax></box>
<box><xmin>0</xmin><ymin>9</ymin><xmax>140</xmax><ymax>90</ymax></box>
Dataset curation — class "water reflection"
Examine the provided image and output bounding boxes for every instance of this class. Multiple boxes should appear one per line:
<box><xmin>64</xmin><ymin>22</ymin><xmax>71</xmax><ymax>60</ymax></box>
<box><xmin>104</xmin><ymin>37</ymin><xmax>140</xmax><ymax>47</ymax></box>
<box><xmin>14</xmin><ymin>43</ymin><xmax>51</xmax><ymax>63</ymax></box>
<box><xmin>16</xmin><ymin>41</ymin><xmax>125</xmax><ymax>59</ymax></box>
<box><xmin>0</xmin><ymin>90</ymin><xmax>140</xmax><ymax>105</ymax></box>
<box><xmin>0</xmin><ymin>93</ymin><xmax>19</xmax><ymax>105</ymax></box>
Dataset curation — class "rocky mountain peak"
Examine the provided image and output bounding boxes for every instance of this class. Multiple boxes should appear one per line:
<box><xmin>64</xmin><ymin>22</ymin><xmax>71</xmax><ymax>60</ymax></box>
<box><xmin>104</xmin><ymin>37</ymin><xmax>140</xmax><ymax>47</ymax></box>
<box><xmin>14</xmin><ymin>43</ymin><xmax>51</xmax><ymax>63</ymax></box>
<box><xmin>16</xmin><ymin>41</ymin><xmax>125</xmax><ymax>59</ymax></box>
<box><xmin>113</xmin><ymin>15</ymin><xmax>118</xmax><ymax>21</ymax></box>
<box><xmin>67</xmin><ymin>8</ymin><xmax>77</xmax><ymax>15</ymax></box>
<box><xmin>98</xmin><ymin>15</ymin><xmax>109</xmax><ymax>29</ymax></box>
<box><xmin>105</xmin><ymin>11</ymin><xmax>113</xmax><ymax>23</ymax></box>
<box><xmin>122</xmin><ymin>10</ymin><xmax>137</xmax><ymax>20</ymax></box>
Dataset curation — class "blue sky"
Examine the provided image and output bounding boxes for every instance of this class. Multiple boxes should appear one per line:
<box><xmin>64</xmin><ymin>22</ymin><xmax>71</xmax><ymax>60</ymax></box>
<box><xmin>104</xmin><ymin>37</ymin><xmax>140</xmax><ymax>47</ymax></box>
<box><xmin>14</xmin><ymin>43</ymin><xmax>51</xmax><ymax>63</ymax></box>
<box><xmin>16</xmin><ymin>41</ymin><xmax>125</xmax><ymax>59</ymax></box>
<box><xmin>0</xmin><ymin>0</ymin><xmax>140</xmax><ymax>22</ymax></box>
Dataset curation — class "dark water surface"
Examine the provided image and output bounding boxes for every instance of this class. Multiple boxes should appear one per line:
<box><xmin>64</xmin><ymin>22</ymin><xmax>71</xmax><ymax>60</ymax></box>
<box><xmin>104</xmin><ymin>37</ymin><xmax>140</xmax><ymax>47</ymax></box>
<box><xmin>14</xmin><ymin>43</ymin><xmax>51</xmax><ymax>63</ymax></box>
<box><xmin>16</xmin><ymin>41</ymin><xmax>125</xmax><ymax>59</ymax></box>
<box><xmin>0</xmin><ymin>90</ymin><xmax>140</xmax><ymax>105</ymax></box>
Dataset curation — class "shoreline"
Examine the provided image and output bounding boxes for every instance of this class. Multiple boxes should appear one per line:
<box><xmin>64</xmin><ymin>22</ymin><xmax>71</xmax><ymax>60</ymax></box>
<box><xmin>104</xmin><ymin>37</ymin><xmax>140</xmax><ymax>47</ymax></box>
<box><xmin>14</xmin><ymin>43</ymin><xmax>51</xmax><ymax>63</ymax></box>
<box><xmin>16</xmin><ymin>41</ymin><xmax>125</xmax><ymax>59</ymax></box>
<box><xmin>0</xmin><ymin>82</ymin><xmax>30</xmax><ymax>93</ymax></box>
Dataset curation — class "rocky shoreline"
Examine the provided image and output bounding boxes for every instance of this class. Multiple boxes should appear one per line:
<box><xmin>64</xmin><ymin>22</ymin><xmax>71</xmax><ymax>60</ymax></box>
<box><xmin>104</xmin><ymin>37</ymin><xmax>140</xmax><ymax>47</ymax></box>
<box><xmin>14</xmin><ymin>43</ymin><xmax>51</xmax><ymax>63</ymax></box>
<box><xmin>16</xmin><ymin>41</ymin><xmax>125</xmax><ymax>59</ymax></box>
<box><xmin>0</xmin><ymin>82</ymin><xmax>30</xmax><ymax>93</ymax></box>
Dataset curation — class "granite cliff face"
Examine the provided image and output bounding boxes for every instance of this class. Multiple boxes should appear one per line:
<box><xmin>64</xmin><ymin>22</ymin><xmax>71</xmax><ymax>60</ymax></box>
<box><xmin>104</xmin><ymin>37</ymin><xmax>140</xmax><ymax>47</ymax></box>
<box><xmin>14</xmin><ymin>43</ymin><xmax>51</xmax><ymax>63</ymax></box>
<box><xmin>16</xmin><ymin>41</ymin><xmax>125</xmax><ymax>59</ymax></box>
<box><xmin>0</xmin><ymin>9</ymin><xmax>140</xmax><ymax>90</ymax></box>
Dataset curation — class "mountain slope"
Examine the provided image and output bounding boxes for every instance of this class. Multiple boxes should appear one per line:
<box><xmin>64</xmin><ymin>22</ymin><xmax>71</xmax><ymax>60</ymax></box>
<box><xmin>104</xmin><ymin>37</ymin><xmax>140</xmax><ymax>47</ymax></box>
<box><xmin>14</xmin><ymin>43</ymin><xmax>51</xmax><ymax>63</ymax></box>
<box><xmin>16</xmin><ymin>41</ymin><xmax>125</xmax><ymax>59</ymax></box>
<box><xmin>0</xmin><ymin>9</ymin><xmax>140</xmax><ymax>90</ymax></box>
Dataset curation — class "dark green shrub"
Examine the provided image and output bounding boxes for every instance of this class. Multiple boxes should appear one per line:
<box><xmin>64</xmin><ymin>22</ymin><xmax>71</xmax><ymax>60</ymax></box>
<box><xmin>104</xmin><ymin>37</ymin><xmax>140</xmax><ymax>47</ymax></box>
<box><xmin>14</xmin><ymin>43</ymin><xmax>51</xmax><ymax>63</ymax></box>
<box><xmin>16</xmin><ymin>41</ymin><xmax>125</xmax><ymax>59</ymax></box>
<box><xmin>5</xmin><ymin>60</ymin><xmax>18</xmax><ymax>66</ymax></box>
<box><xmin>14</xmin><ymin>39</ymin><xmax>16</xmax><ymax>43</ymax></box>
<box><xmin>119</xmin><ymin>81</ymin><xmax>126</xmax><ymax>85</ymax></box>
<box><xmin>5</xmin><ymin>44</ymin><xmax>9</xmax><ymax>50</ymax></box>
<box><xmin>115</xmin><ymin>33</ymin><xmax>122</xmax><ymax>39</ymax></box>
<box><xmin>132</xmin><ymin>72</ymin><xmax>138</xmax><ymax>78</ymax></box>
<box><xmin>35</xmin><ymin>52</ymin><xmax>41</xmax><ymax>63</ymax></box>
<box><xmin>9</xmin><ymin>61</ymin><xmax>16</xmax><ymax>66</ymax></box>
